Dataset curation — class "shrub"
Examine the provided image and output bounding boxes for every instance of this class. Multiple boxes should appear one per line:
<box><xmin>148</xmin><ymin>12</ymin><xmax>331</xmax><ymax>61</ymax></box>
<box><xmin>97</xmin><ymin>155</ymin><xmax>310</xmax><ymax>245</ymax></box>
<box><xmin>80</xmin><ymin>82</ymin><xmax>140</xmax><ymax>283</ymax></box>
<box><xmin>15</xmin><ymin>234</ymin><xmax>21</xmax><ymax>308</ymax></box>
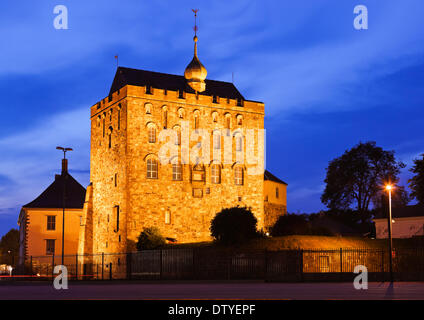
<box><xmin>271</xmin><ymin>214</ymin><xmax>335</xmax><ymax>236</ymax></box>
<box><xmin>271</xmin><ymin>214</ymin><xmax>309</xmax><ymax>236</ymax></box>
<box><xmin>136</xmin><ymin>227</ymin><xmax>166</xmax><ymax>250</ymax></box>
<box><xmin>210</xmin><ymin>206</ymin><xmax>259</xmax><ymax>245</ymax></box>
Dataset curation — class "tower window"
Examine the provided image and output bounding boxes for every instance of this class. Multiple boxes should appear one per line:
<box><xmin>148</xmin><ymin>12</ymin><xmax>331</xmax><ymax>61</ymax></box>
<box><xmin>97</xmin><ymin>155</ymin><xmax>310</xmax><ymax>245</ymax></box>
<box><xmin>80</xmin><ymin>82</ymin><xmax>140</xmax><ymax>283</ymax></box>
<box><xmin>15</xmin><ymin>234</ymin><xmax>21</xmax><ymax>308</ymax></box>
<box><xmin>165</xmin><ymin>211</ymin><xmax>171</xmax><ymax>224</ymax></box>
<box><xmin>118</xmin><ymin>107</ymin><xmax>121</xmax><ymax>130</ymax></box>
<box><xmin>148</xmin><ymin>126</ymin><xmax>156</xmax><ymax>143</ymax></box>
<box><xmin>114</xmin><ymin>205</ymin><xmax>120</xmax><ymax>232</ymax></box>
<box><xmin>147</xmin><ymin>159</ymin><xmax>158</xmax><ymax>179</ymax></box>
<box><xmin>172</xmin><ymin>163</ymin><xmax>183</xmax><ymax>181</ymax></box>
<box><xmin>236</xmin><ymin>135</ymin><xmax>243</xmax><ymax>152</ymax></box>
<box><xmin>211</xmin><ymin>164</ymin><xmax>221</xmax><ymax>184</ymax></box>
<box><xmin>225</xmin><ymin>114</ymin><xmax>231</xmax><ymax>130</ymax></box>
<box><xmin>276</xmin><ymin>187</ymin><xmax>279</xmax><ymax>198</ymax></box>
<box><xmin>163</xmin><ymin>108</ymin><xmax>168</xmax><ymax>129</ymax></box>
<box><xmin>235</xmin><ymin>167</ymin><xmax>244</xmax><ymax>185</ymax></box>
<box><xmin>213</xmin><ymin>131</ymin><xmax>221</xmax><ymax>150</ymax></box>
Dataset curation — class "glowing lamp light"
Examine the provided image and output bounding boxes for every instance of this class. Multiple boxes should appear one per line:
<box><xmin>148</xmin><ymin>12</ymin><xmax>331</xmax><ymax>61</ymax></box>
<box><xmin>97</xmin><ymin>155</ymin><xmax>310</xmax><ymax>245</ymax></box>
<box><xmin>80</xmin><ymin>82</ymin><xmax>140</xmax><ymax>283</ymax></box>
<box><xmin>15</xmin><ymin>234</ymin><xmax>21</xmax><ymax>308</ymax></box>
<box><xmin>385</xmin><ymin>185</ymin><xmax>393</xmax><ymax>191</ymax></box>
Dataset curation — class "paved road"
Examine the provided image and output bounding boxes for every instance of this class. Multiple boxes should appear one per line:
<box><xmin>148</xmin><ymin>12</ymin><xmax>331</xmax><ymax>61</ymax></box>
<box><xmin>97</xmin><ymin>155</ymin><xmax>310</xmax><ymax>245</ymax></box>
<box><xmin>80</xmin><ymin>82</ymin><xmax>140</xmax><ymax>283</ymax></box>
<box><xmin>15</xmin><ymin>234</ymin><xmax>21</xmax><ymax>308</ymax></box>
<box><xmin>0</xmin><ymin>281</ymin><xmax>423</xmax><ymax>300</ymax></box>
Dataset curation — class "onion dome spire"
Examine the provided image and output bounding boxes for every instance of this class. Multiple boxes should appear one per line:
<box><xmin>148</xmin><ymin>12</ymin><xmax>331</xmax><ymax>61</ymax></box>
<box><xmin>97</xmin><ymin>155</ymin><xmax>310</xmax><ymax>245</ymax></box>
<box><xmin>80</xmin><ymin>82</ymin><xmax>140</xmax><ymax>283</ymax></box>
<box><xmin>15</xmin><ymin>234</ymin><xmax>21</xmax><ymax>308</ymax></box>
<box><xmin>184</xmin><ymin>9</ymin><xmax>207</xmax><ymax>92</ymax></box>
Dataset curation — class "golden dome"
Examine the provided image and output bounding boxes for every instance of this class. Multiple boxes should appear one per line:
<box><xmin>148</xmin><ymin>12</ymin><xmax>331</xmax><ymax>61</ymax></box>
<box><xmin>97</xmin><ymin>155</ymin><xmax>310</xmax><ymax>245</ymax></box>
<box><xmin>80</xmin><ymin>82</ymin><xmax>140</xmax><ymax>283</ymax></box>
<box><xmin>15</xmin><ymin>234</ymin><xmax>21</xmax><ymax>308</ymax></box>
<box><xmin>184</xmin><ymin>35</ymin><xmax>207</xmax><ymax>92</ymax></box>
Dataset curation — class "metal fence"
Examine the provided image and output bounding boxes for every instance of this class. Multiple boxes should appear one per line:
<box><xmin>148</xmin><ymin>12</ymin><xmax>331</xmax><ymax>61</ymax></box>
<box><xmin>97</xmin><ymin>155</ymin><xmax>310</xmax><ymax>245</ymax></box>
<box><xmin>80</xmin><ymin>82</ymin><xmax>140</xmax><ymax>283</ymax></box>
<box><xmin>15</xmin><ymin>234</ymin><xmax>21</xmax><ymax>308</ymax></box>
<box><xmin>9</xmin><ymin>247</ymin><xmax>424</xmax><ymax>282</ymax></box>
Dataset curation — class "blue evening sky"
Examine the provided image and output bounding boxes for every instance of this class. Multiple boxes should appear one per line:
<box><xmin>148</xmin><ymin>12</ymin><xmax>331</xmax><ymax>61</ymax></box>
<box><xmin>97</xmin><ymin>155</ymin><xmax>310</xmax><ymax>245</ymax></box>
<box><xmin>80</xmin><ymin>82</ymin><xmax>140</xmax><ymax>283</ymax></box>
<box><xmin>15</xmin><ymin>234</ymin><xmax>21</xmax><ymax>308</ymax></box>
<box><xmin>0</xmin><ymin>0</ymin><xmax>423</xmax><ymax>236</ymax></box>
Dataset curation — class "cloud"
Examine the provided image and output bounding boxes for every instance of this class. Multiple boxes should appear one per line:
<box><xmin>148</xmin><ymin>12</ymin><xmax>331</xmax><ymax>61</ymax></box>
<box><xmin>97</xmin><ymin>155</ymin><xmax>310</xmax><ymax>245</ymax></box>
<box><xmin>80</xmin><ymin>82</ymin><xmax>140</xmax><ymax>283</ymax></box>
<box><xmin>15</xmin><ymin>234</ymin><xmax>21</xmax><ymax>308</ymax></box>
<box><xmin>0</xmin><ymin>107</ymin><xmax>90</xmax><ymax>212</ymax></box>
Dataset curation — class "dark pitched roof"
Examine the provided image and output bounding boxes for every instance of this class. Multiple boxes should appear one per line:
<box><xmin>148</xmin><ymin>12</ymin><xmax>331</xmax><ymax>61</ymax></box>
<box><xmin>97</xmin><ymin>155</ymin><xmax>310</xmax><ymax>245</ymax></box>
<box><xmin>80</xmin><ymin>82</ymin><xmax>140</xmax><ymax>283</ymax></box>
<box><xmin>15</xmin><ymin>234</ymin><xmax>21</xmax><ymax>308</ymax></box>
<box><xmin>23</xmin><ymin>173</ymin><xmax>86</xmax><ymax>209</ymax></box>
<box><xmin>109</xmin><ymin>67</ymin><xmax>245</xmax><ymax>101</ymax></box>
<box><xmin>264</xmin><ymin>170</ymin><xmax>287</xmax><ymax>185</ymax></box>
<box><xmin>375</xmin><ymin>204</ymin><xmax>424</xmax><ymax>219</ymax></box>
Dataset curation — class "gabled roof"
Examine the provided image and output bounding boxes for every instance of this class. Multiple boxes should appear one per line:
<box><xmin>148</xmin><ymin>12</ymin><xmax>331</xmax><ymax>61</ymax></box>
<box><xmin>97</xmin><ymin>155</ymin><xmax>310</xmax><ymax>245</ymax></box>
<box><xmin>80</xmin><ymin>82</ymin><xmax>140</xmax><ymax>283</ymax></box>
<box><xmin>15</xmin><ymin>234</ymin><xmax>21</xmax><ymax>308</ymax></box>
<box><xmin>23</xmin><ymin>173</ymin><xmax>86</xmax><ymax>209</ymax></box>
<box><xmin>375</xmin><ymin>204</ymin><xmax>424</xmax><ymax>219</ymax></box>
<box><xmin>109</xmin><ymin>67</ymin><xmax>245</xmax><ymax>101</ymax></box>
<box><xmin>264</xmin><ymin>170</ymin><xmax>287</xmax><ymax>185</ymax></box>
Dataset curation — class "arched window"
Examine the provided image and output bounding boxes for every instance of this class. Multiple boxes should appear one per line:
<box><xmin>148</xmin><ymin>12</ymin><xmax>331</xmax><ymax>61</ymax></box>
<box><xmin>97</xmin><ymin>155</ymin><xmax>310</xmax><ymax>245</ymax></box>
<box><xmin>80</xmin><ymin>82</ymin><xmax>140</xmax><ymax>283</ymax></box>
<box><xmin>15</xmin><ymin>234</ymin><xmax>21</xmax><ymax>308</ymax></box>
<box><xmin>162</xmin><ymin>106</ymin><xmax>168</xmax><ymax>129</ymax></box>
<box><xmin>173</xmin><ymin>126</ymin><xmax>181</xmax><ymax>145</ymax></box>
<box><xmin>225</xmin><ymin>113</ymin><xmax>231</xmax><ymax>130</ymax></box>
<box><xmin>236</xmin><ymin>114</ymin><xmax>243</xmax><ymax>126</ymax></box>
<box><xmin>213</xmin><ymin>130</ymin><xmax>221</xmax><ymax>150</ymax></box>
<box><xmin>193</xmin><ymin>110</ymin><xmax>200</xmax><ymax>130</ymax></box>
<box><xmin>147</xmin><ymin>124</ymin><xmax>156</xmax><ymax>143</ymax></box>
<box><xmin>117</xmin><ymin>105</ymin><xmax>121</xmax><ymax>130</ymax></box>
<box><xmin>212</xmin><ymin>111</ymin><xmax>218</xmax><ymax>123</ymax></box>
<box><xmin>178</xmin><ymin>107</ymin><xmax>184</xmax><ymax>119</ymax></box>
<box><xmin>234</xmin><ymin>166</ymin><xmax>244</xmax><ymax>185</ymax></box>
<box><xmin>192</xmin><ymin>163</ymin><xmax>205</xmax><ymax>182</ymax></box>
<box><xmin>102</xmin><ymin>113</ymin><xmax>106</xmax><ymax>137</ymax></box>
<box><xmin>145</xmin><ymin>103</ymin><xmax>152</xmax><ymax>114</ymax></box>
<box><xmin>211</xmin><ymin>164</ymin><xmax>221</xmax><ymax>184</ymax></box>
<box><xmin>235</xmin><ymin>134</ymin><xmax>243</xmax><ymax>152</ymax></box>
<box><xmin>172</xmin><ymin>163</ymin><xmax>183</xmax><ymax>181</ymax></box>
<box><xmin>147</xmin><ymin>158</ymin><xmax>158</xmax><ymax>179</ymax></box>
<box><xmin>108</xmin><ymin>127</ymin><xmax>113</xmax><ymax>148</ymax></box>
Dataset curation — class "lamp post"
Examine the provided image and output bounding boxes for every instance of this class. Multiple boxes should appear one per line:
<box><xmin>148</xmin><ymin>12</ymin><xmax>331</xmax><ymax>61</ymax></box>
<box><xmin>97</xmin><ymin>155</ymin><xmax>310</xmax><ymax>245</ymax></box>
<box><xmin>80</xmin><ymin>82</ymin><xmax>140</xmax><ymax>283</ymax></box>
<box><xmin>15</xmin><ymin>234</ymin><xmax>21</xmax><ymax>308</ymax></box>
<box><xmin>56</xmin><ymin>146</ymin><xmax>73</xmax><ymax>265</ymax></box>
<box><xmin>385</xmin><ymin>184</ymin><xmax>394</xmax><ymax>282</ymax></box>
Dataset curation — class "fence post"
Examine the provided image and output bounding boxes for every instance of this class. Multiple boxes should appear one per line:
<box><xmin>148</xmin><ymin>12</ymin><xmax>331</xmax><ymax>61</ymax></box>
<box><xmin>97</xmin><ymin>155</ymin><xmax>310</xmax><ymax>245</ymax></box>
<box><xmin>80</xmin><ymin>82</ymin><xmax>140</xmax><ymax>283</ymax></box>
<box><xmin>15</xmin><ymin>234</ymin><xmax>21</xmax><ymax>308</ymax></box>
<box><xmin>299</xmin><ymin>249</ymin><xmax>304</xmax><ymax>282</ymax></box>
<box><xmin>126</xmin><ymin>252</ymin><xmax>132</xmax><ymax>280</ymax></box>
<box><xmin>192</xmin><ymin>249</ymin><xmax>195</xmax><ymax>280</ymax></box>
<box><xmin>75</xmin><ymin>254</ymin><xmax>78</xmax><ymax>280</ymax></box>
<box><xmin>52</xmin><ymin>254</ymin><xmax>55</xmax><ymax>278</ymax></box>
<box><xmin>102</xmin><ymin>252</ymin><xmax>104</xmax><ymax>280</ymax></box>
<box><xmin>159</xmin><ymin>249</ymin><xmax>163</xmax><ymax>280</ymax></box>
<box><xmin>109</xmin><ymin>262</ymin><xmax>112</xmax><ymax>280</ymax></box>
<box><xmin>381</xmin><ymin>249</ymin><xmax>385</xmax><ymax>282</ymax></box>
<box><xmin>30</xmin><ymin>256</ymin><xmax>33</xmax><ymax>276</ymax></box>
<box><xmin>264</xmin><ymin>249</ymin><xmax>268</xmax><ymax>282</ymax></box>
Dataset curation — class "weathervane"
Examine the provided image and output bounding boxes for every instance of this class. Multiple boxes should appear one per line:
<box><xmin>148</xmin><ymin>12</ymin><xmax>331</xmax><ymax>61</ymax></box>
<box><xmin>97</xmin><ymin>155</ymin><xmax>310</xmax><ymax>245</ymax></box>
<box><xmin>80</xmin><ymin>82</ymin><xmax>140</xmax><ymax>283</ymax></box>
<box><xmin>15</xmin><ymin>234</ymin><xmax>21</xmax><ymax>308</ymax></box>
<box><xmin>192</xmin><ymin>9</ymin><xmax>199</xmax><ymax>36</ymax></box>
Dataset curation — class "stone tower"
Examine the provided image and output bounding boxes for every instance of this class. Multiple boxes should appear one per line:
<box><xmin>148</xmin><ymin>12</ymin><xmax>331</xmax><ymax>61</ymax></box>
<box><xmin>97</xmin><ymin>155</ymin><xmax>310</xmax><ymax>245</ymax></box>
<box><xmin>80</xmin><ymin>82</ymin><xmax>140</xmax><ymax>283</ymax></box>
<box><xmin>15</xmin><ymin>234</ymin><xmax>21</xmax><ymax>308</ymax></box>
<box><xmin>79</xmin><ymin>22</ymin><xmax>265</xmax><ymax>257</ymax></box>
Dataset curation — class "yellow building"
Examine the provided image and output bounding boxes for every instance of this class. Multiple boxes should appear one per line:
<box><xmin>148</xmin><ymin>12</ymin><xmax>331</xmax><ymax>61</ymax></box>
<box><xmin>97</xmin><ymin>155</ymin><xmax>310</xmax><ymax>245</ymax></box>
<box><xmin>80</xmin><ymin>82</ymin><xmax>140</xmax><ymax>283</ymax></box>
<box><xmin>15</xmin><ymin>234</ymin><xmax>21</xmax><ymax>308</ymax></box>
<box><xmin>18</xmin><ymin>159</ymin><xmax>86</xmax><ymax>264</ymax></box>
<box><xmin>264</xmin><ymin>170</ymin><xmax>288</xmax><ymax>231</ymax></box>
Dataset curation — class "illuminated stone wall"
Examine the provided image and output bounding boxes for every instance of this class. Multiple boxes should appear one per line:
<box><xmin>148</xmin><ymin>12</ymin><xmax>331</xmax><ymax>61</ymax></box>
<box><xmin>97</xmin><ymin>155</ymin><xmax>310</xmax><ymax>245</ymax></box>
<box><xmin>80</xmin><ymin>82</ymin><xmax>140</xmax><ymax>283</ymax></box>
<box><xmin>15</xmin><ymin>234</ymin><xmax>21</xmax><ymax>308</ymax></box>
<box><xmin>81</xmin><ymin>84</ymin><xmax>266</xmax><ymax>255</ymax></box>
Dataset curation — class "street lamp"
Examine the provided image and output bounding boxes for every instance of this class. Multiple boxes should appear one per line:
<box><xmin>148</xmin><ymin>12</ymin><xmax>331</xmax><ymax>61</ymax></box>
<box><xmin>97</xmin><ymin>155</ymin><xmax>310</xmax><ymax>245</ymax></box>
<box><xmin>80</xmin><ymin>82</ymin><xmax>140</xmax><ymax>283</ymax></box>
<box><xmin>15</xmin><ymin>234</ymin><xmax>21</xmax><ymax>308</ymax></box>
<box><xmin>56</xmin><ymin>146</ymin><xmax>73</xmax><ymax>265</ymax></box>
<box><xmin>385</xmin><ymin>184</ymin><xmax>394</xmax><ymax>282</ymax></box>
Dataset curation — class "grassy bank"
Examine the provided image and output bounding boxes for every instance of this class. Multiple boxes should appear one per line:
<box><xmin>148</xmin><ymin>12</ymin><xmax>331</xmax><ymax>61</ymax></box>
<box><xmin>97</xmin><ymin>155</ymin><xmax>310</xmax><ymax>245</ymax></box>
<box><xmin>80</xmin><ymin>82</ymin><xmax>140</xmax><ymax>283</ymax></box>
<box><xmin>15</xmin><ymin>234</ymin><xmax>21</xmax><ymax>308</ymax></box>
<box><xmin>166</xmin><ymin>235</ymin><xmax>424</xmax><ymax>251</ymax></box>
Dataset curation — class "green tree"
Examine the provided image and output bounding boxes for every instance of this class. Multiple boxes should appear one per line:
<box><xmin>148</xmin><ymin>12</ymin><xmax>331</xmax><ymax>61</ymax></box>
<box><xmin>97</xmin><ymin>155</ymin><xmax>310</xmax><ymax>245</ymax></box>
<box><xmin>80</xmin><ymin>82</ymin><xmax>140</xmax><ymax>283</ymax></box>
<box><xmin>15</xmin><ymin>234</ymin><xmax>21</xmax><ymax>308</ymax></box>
<box><xmin>321</xmin><ymin>141</ymin><xmax>405</xmax><ymax>217</ymax></box>
<box><xmin>136</xmin><ymin>227</ymin><xmax>166</xmax><ymax>250</ymax></box>
<box><xmin>0</xmin><ymin>229</ymin><xmax>19</xmax><ymax>255</ymax></box>
<box><xmin>210</xmin><ymin>207</ymin><xmax>259</xmax><ymax>245</ymax></box>
<box><xmin>0</xmin><ymin>229</ymin><xmax>19</xmax><ymax>265</ymax></box>
<box><xmin>409</xmin><ymin>154</ymin><xmax>424</xmax><ymax>204</ymax></box>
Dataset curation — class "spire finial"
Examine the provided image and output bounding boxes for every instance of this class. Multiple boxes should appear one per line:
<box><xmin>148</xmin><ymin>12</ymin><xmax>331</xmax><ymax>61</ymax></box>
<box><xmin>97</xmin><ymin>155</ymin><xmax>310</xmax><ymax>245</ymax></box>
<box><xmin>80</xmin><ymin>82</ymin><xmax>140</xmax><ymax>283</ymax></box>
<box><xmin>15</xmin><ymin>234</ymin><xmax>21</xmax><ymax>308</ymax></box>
<box><xmin>192</xmin><ymin>9</ymin><xmax>199</xmax><ymax>56</ymax></box>
<box><xmin>192</xmin><ymin>9</ymin><xmax>199</xmax><ymax>37</ymax></box>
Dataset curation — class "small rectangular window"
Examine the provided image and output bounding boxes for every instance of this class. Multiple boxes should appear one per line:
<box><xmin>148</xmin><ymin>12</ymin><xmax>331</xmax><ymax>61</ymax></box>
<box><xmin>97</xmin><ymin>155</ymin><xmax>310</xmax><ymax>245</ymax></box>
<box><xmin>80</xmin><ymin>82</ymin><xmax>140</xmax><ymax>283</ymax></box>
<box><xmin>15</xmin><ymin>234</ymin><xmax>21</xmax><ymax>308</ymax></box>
<box><xmin>46</xmin><ymin>239</ymin><xmax>55</xmax><ymax>255</ymax></box>
<box><xmin>165</xmin><ymin>211</ymin><xmax>171</xmax><ymax>224</ymax></box>
<box><xmin>193</xmin><ymin>188</ymin><xmax>203</xmax><ymax>198</ymax></box>
<box><xmin>114</xmin><ymin>205</ymin><xmax>120</xmax><ymax>232</ymax></box>
<box><xmin>47</xmin><ymin>216</ymin><xmax>56</xmax><ymax>231</ymax></box>
<box><xmin>276</xmin><ymin>187</ymin><xmax>279</xmax><ymax>198</ymax></box>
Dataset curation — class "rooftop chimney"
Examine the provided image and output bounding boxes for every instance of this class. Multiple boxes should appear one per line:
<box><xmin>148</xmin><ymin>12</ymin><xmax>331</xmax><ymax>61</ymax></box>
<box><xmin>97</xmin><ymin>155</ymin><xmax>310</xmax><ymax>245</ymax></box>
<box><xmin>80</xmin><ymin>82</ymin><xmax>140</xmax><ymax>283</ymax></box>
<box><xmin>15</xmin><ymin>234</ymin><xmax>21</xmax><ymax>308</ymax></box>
<box><xmin>62</xmin><ymin>158</ymin><xmax>68</xmax><ymax>175</ymax></box>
